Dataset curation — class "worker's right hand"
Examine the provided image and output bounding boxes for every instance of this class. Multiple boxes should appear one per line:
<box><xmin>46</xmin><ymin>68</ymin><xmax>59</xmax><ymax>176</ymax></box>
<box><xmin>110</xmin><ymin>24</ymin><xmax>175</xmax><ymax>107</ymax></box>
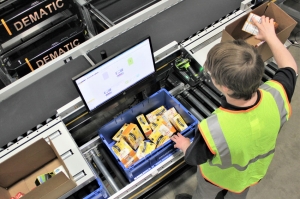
<box><xmin>252</xmin><ymin>15</ymin><xmax>276</xmax><ymax>43</ymax></box>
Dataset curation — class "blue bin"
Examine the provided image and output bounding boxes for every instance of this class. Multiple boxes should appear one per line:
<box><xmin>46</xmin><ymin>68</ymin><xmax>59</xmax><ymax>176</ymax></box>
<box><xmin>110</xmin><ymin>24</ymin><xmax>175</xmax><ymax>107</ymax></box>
<box><xmin>99</xmin><ymin>89</ymin><xmax>198</xmax><ymax>182</ymax></box>
<box><xmin>83</xmin><ymin>179</ymin><xmax>109</xmax><ymax>199</ymax></box>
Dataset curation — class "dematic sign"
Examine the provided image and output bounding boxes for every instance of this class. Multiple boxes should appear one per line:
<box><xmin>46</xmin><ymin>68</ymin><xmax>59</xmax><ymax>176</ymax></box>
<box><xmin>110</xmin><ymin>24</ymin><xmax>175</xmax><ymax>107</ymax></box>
<box><xmin>6</xmin><ymin>29</ymin><xmax>86</xmax><ymax>77</ymax></box>
<box><xmin>0</xmin><ymin>0</ymin><xmax>69</xmax><ymax>43</ymax></box>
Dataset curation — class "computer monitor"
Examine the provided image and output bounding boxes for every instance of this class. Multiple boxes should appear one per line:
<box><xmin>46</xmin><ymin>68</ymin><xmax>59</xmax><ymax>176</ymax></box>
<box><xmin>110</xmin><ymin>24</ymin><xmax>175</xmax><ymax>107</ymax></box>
<box><xmin>73</xmin><ymin>37</ymin><xmax>156</xmax><ymax>113</ymax></box>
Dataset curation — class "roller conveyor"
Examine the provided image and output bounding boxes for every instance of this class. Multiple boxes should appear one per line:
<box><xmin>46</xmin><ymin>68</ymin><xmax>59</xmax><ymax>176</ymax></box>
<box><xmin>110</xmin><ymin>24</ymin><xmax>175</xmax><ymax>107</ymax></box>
<box><xmin>87</xmin><ymin>0</ymin><xmax>242</xmax><ymax>63</ymax></box>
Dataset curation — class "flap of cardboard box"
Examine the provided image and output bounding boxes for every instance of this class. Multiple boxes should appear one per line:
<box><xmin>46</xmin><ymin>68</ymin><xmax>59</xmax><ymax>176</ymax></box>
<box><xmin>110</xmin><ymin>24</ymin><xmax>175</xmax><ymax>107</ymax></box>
<box><xmin>21</xmin><ymin>172</ymin><xmax>76</xmax><ymax>199</ymax></box>
<box><xmin>0</xmin><ymin>139</ymin><xmax>56</xmax><ymax>188</ymax></box>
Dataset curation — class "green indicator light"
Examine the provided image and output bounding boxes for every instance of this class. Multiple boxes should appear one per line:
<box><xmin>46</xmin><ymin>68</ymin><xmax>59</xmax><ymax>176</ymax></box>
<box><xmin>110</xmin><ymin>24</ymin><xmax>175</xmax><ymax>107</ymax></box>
<box><xmin>199</xmin><ymin>66</ymin><xmax>204</xmax><ymax>72</ymax></box>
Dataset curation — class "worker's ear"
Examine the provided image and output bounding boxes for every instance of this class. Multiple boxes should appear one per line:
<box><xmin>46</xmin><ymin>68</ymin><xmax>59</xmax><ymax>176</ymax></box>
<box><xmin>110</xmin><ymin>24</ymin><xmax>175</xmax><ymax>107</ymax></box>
<box><xmin>220</xmin><ymin>85</ymin><xmax>233</xmax><ymax>96</ymax></box>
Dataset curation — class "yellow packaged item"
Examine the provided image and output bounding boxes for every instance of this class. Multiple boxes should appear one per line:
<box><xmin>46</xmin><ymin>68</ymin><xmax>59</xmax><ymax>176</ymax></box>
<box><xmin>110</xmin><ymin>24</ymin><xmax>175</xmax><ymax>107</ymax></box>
<box><xmin>150</xmin><ymin>116</ymin><xmax>176</xmax><ymax>133</ymax></box>
<box><xmin>163</xmin><ymin>107</ymin><xmax>178</xmax><ymax>121</ymax></box>
<box><xmin>146</xmin><ymin>106</ymin><xmax>167</xmax><ymax>123</ymax></box>
<box><xmin>122</xmin><ymin>123</ymin><xmax>145</xmax><ymax>150</ymax></box>
<box><xmin>112</xmin><ymin>123</ymin><xmax>129</xmax><ymax>141</ymax></box>
<box><xmin>170</xmin><ymin>114</ymin><xmax>188</xmax><ymax>132</ymax></box>
<box><xmin>112</xmin><ymin>138</ymin><xmax>134</xmax><ymax>160</ymax></box>
<box><xmin>136</xmin><ymin>114</ymin><xmax>152</xmax><ymax>138</ymax></box>
<box><xmin>112</xmin><ymin>138</ymin><xmax>139</xmax><ymax>168</ymax></box>
<box><xmin>136</xmin><ymin>141</ymin><xmax>156</xmax><ymax>159</ymax></box>
<box><xmin>149</xmin><ymin>129</ymin><xmax>170</xmax><ymax>148</ymax></box>
<box><xmin>155</xmin><ymin>122</ymin><xmax>173</xmax><ymax>137</ymax></box>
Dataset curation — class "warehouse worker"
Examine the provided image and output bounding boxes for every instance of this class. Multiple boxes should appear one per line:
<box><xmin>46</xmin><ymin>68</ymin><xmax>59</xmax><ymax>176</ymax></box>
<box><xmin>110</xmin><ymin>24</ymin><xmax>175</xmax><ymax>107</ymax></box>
<box><xmin>171</xmin><ymin>16</ymin><xmax>298</xmax><ymax>199</ymax></box>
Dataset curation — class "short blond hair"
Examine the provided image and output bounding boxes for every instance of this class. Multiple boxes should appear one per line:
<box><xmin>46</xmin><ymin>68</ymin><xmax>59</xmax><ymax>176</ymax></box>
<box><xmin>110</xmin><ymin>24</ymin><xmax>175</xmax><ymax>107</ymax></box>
<box><xmin>204</xmin><ymin>40</ymin><xmax>264</xmax><ymax>100</ymax></box>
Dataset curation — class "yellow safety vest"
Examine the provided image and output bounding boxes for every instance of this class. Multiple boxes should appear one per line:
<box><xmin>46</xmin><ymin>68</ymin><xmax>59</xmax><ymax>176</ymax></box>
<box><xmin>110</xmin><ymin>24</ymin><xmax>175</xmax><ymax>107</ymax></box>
<box><xmin>199</xmin><ymin>80</ymin><xmax>291</xmax><ymax>193</ymax></box>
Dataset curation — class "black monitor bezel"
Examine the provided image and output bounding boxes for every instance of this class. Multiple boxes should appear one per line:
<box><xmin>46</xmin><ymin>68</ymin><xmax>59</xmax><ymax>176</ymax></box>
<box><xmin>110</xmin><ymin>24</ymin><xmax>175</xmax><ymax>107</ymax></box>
<box><xmin>72</xmin><ymin>36</ymin><xmax>156</xmax><ymax>114</ymax></box>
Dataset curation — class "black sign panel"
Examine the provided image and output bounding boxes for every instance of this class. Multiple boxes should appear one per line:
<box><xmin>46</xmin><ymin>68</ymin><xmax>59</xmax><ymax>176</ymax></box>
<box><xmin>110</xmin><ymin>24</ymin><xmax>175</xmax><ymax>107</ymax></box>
<box><xmin>6</xmin><ymin>27</ymin><xmax>86</xmax><ymax>77</ymax></box>
<box><xmin>0</xmin><ymin>0</ymin><xmax>69</xmax><ymax>43</ymax></box>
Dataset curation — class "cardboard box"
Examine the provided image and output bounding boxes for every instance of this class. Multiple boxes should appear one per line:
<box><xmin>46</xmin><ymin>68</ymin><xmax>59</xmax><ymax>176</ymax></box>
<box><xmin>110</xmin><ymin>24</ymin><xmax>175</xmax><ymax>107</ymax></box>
<box><xmin>0</xmin><ymin>139</ymin><xmax>76</xmax><ymax>199</ymax></box>
<box><xmin>221</xmin><ymin>2</ymin><xmax>297</xmax><ymax>61</ymax></box>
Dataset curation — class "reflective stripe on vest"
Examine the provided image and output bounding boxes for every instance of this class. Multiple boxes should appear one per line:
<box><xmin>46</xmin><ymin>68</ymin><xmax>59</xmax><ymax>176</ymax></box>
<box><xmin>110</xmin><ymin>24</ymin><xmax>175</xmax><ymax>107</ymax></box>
<box><xmin>206</xmin><ymin>114</ymin><xmax>275</xmax><ymax>171</ymax></box>
<box><xmin>260</xmin><ymin>83</ymin><xmax>288</xmax><ymax>129</ymax></box>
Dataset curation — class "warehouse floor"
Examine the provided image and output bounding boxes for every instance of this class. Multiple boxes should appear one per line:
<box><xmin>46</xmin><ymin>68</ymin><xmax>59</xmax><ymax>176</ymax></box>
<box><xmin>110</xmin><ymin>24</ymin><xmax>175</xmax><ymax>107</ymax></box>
<box><xmin>149</xmin><ymin>32</ymin><xmax>300</xmax><ymax>199</ymax></box>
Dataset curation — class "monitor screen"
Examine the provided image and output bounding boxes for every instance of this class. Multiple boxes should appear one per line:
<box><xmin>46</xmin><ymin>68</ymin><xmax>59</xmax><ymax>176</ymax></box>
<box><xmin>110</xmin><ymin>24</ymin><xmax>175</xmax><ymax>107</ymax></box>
<box><xmin>73</xmin><ymin>37</ymin><xmax>155</xmax><ymax>112</ymax></box>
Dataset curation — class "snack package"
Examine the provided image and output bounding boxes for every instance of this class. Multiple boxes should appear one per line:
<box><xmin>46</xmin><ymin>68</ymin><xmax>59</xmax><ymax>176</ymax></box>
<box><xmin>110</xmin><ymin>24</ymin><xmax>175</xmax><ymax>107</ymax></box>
<box><xmin>149</xmin><ymin>130</ymin><xmax>170</xmax><ymax>148</ymax></box>
<box><xmin>112</xmin><ymin>138</ymin><xmax>138</xmax><ymax>168</ymax></box>
<box><xmin>170</xmin><ymin>114</ymin><xmax>188</xmax><ymax>132</ymax></box>
<box><xmin>163</xmin><ymin>107</ymin><xmax>178</xmax><ymax>121</ymax></box>
<box><xmin>136</xmin><ymin>141</ymin><xmax>156</xmax><ymax>159</ymax></box>
<box><xmin>242</xmin><ymin>13</ymin><xmax>278</xmax><ymax>36</ymax></box>
<box><xmin>146</xmin><ymin>106</ymin><xmax>167</xmax><ymax>123</ymax></box>
<box><xmin>136</xmin><ymin>114</ymin><xmax>152</xmax><ymax>137</ymax></box>
<box><xmin>150</xmin><ymin>116</ymin><xmax>176</xmax><ymax>134</ymax></box>
<box><xmin>112</xmin><ymin>123</ymin><xmax>129</xmax><ymax>142</ymax></box>
<box><xmin>122</xmin><ymin>123</ymin><xmax>145</xmax><ymax>150</ymax></box>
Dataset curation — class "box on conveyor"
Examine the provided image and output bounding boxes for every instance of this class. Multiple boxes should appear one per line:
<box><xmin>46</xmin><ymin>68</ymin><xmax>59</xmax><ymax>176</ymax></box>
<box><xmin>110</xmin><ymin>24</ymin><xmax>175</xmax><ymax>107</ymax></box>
<box><xmin>99</xmin><ymin>89</ymin><xmax>198</xmax><ymax>182</ymax></box>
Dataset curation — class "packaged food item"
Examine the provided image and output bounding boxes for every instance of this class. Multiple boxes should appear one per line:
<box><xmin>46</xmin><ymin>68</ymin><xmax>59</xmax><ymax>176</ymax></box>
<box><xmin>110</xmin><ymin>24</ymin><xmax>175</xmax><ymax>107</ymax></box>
<box><xmin>112</xmin><ymin>123</ymin><xmax>129</xmax><ymax>142</ymax></box>
<box><xmin>149</xmin><ymin>130</ymin><xmax>170</xmax><ymax>148</ymax></box>
<box><xmin>122</xmin><ymin>123</ymin><xmax>145</xmax><ymax>150</ymax></box>
<box><xmin>242</xmin><ymin>13</ymin><xmax>278</xmax><ymax>36</ymax></box>
<box><xmin>163</xmin><ymin>107</ymin><xmax>178</xmax><ymax>121</ymax></box>
<box><xmin>136</xmin><ymin>141</ymin><xmax>156</xmax><ymax>159</ymax></box>
<box><xmin>170</xmin><ymin>114</ymin><xmax>188</xmax><ymax>132</ymax></box>
<box><xmin>112</xmin><ymin>138</ymin><xmax>139</xmax><ymax>168</ymax></box>
<box><xmin>150</xmin><ymin>116</ymin><xmax>176</xmax><ymax>134</ymax></box>
<box><xmin>136</xmin><ymin>114</ymin><xmax>152</xmax><ymax>137</ymax></box>
<box><xmin>146</xmin><ymin>106</ymin><xmax>167</xmax><ymax>123</ymax></box>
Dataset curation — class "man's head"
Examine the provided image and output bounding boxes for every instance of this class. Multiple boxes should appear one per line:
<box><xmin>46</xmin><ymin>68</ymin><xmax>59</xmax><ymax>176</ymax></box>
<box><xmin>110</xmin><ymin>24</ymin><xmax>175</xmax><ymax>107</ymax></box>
<box><xmin>204</xmin><ymin>40</ymin><xmax>264</xmax><ymax>100</ymax></box>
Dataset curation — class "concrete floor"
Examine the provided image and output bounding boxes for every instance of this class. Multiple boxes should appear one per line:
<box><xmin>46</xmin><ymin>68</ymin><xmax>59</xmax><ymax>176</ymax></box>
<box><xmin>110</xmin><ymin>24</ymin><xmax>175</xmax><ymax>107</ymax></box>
<box><xmin>149</xmin><ymin>32</ymin><xmax>300</xmax><ymax>199</ymax></box>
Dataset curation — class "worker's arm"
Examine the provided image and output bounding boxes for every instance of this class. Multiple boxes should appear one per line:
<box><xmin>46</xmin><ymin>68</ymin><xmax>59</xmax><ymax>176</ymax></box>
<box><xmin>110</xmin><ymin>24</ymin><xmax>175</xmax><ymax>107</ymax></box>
<box><xmin>253</xmin><ymin>16</ymin><xmax>298</xmax><ymax>74</ymax></box>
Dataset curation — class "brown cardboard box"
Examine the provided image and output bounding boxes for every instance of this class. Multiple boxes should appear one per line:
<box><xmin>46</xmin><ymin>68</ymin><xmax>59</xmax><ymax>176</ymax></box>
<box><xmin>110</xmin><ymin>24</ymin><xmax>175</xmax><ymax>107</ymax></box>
<box><xmin>0</xmin><ymin>139</ymin><xmax>76</xmax><ymax>199</ymax></box>
<box><xmin>221</xmin><ymin>2</ymin><xmax>297</xmax><ymax>61</ymax></box>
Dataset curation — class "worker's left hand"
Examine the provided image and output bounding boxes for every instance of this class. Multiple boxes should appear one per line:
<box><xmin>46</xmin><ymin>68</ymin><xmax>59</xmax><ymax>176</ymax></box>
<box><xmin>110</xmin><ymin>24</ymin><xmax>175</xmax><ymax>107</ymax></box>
<box><xmin>170</xmin><ymin>133</ymin><xmax>190</xmax><ymax>155</ymax></box>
